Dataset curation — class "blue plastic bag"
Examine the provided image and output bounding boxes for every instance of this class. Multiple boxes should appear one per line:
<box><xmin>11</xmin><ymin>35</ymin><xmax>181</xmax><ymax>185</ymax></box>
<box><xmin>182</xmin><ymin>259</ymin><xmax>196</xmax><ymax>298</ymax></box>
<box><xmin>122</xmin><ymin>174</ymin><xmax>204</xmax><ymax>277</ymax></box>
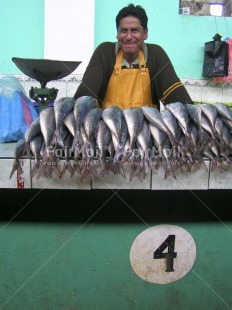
<box><xmin>0</xmin><ymin>76</ymin><xmax>38</xmax><ymax>143</ymax></box>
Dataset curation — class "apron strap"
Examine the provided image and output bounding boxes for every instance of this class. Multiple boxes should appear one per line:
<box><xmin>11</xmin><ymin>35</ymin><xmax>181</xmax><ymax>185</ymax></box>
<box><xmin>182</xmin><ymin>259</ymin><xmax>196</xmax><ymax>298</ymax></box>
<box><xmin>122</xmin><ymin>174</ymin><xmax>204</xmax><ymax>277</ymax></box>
<box><xmin>114</xmin><ymin>49</ymin><xmax>146</xmax><ymax>74</ymax></box>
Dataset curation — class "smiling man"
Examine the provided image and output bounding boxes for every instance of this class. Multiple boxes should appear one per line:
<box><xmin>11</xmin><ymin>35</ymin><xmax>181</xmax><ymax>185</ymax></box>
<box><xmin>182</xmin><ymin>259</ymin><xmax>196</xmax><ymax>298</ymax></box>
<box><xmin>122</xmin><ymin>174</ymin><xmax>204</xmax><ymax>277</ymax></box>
<box><xmin>74</xmin><ymin>3</ymin><xmax>193</xmax><ymax>110</ymax></box>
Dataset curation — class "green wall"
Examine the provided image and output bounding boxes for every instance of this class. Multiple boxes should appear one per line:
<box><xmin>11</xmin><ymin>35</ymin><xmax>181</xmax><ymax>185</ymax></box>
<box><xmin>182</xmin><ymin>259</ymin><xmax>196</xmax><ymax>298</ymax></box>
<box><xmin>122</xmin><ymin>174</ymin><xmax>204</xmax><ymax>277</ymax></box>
<box><xmin>1</xmin><ymin>0</ymin><xmax>232</xmax><ymax>78</ymax></box>
<box><xmin>1</xmin><ymin>189</ymin><xmax>232</xmax><ymax>309</ymax></box>
<box><xmin>0</xmin><ymin>0</ymin><xmax>44</xmax><ymax>74</ymax></box>
<box><xmin>95</xmin><ymin>0</ymin><xmax>232</xmax><ymax>79</ymax></box>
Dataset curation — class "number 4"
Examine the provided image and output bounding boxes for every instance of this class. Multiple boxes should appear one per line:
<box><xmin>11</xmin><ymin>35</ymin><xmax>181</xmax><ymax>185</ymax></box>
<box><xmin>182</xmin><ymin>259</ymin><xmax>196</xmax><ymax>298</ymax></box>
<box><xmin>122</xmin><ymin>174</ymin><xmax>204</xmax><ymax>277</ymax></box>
<box><xmin>153</xmin><ymin>235</ymin><xmax>177</xmax><ymax>272</ymax></box>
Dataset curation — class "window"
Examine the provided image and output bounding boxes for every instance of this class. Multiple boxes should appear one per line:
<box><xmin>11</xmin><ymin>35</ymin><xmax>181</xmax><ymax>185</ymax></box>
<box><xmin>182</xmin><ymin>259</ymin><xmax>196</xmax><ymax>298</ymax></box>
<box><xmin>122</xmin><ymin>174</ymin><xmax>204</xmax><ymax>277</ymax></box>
<box><xmin>179</xmin><ymin>0</ymin><xmax>232</xmax><ymax>17</ymax></box>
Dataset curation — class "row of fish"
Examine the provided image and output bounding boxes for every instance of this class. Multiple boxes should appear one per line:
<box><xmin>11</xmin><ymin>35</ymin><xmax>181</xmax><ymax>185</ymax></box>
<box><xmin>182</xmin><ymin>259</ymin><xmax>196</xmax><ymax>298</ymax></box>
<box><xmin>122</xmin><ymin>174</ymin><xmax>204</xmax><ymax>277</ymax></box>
<box><xmin>10</xmin><ymin>96</ymin><xmax>232</xmax><ymax>181</ymax></box>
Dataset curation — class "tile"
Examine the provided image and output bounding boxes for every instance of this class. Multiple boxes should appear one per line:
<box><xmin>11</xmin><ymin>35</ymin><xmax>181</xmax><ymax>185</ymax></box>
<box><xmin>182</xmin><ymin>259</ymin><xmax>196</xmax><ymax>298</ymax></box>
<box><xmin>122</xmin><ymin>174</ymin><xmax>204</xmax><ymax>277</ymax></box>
<box><xmin>222</xmin><ymin>87</ymin><xmax>232</xmax><ymax>103</ymax></box>
<box><xmin>0</xmin><ymin>143</ymin><xmax>17</xmax><ymax>158</ymax></box>
<box><xmin>208</xmin><ymin>163</ymin><xmax>232</xmax><ymax>189</ymax></box>
<box><xmin>185</xmin><ymin>85</ymin><xmax>202</xmax><ymax>102</ymax></box>
<box><xmin>31</xmin><ymin>159</ymin><xmax>91</xmax><ymax>190</ymax></box>
<box><xmin>0</xmin><ymin>158</ymin><xmax>31</xmax><ymax>188</ymax></box>
<box><xmin>92</xmin><ymin>163</ymin><xmax>151</xmax><ymax>190</ymax></box>
<box><xmin>67</xmin><ymin>81</ymin><xmax>81</xmax><ymax>97</ymax></box>
<box><xmin>201</xmin><ymin>86</ymin><xmax>222</xmax><ymax>103</ymax></box>
<box><xmin>151</xmin><ymin>161</ymin><xmax>210</xmax><ymax>190</ymax></box>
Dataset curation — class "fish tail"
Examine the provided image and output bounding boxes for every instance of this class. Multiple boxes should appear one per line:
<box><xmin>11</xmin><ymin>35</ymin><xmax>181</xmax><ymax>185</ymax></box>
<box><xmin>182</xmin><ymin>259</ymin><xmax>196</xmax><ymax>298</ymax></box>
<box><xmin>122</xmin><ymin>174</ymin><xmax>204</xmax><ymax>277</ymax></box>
<box><xmin>31</xmin><ymin>161</ymin><xmax>41</xmax><ymax>178</ymax></box>
<box><xmin>52</xmin><ymin>161</ymin><xmax>61</xmax><ymax>178</ymax></box>
<box><xmin>164</xmin><ymin>162</ymin><xmax>176</xmax><ymax>180</ymax></box>
<box><xmin>210</xmin><ymin>160</ymin><xmax>218</xmax><ymax>172</ymax></box>
<box><xmin>9</xmin><ymin>160</ymin><xmax>22</xmax><ymax>179</ymax></box>
<box><xmin>55</xmin><ymin>129</ymin><xmax>65</xmax><ymax>148</ymax></box>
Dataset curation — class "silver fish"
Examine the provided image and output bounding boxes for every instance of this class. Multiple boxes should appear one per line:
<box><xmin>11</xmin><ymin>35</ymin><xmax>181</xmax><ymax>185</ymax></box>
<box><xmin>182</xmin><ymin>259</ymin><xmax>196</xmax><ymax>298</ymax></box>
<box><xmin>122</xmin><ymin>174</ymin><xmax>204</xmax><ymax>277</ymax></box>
<box><xmin>201</xmin><ymin>114</ymin><xmax>217</xmax><ymax>141</ymax></box>
<box><xmin>60</xmin><ymin>133</ymin><xmax>74</xmax><ymax>178</ymax></box>
<box><xmin>9</xmin><ymin>139</ymin><xmax>26</xmax><ymax>179</ymax></box>
<box><xmin>165</xmin><ymin>102</ymin><xmax>192</xmax><ymax>140</ymax></box>
<box><xmin>24</xmin><ymin>117</ymin><xmax>41</xmax><ymax>145</ymax></box>
<box><xmin>120</xmin><ymin>108</ymin><xmax>145</xmax><ymax>178</ymax></box>
<box><xmin>213</xmin><ymin>103</ymin><xmax>232</xmax><ymax>121</ymax></box>
<box><xmin>161</xmin><ymin>109</ymin><xmax>181</xmax><ymax>145</ymax></box>
<box><xmin>199</xmin><ymin>103</ymin><xmax>218</xmax><ymax>130</ymax></box>
<box><xmin>40</xmin><ymin>107</ymin><xmax>56</xmax><ymax>150</ymax></box>
<box><xmin>95</xmin><ymin>120</ymin><xmax>112</xmax><ymax>176</ymax></box>
<box><xmin>221</xmin><ymin>124</ymin><xmax>232</xmax><ymax>152</ymax></box>
<box><xmin>185</xmin><ymin>104</ymin><xmax>202</xmax><ymax>128</ymax></box>
<box><xmin>123</xmin><ymin>108</ymin><xmax>144</xmax><ymax>150</ymax></box>
<box><xmin>54</xmin><ymin>97</ymin><xmax>76</xmax><ymax>147</ymax></box>
<box><xmin>132</xmin><ymin>119</ymin><xmax>152</xmax><ymax>180</ymax></box>
<box><xmin>30</xmin><ymin>134</ymin><xmax>44</xmax><ymax>177</ymax></box>
<box><xmin>142</xmin><ymin>106</ymin><xmax>178</xmax><ymax>146</ymax></box>
<box><xmin>102</xmin><ymin>106</ymin><xmax>123</xmax><ymax>143</ymax></box>
<box><xmin>162</xmin><ymin>140</ymin><xmax>176</xmax><ymax>179</ymax></box>
<box><xmin>149</xmin><ymin>123</ymin><xmax>169</xmax><ymax>170</ymax></box>
<box><xmin>223</xmin><ymin>118</ymin><xmax>232</xmax><ymax>131</ymax></box>
<box><xmin>81</xmin><ymin>107</ymin><xmax>102</xmax><ymax>181</ymax></box>
<box><xmin>185</xmin><ymin>103</ymin><xmax>204</xmax><ymax>143</ymax></box>
<box><xmin>83</xmin><ymin>107</ymin><xmax>102</xmax><ymax>144</ymax></box>
<box><xmin>72</xmin><ymin>96</ymin><xmax>98</xmax><ymax>149</ymax></box>
<box><xmin>39</xmin><ymin>107</ymin><xmax>60</xmax><ymax>177</ymax></box>
<box><xmin>113</xmin><ymin>116</ymin><xmax>129</xmax><ymax>164</ymax></box>
<box><xmin>63</xmin><ymin>111</ymin><xmax>76</xmax><ymax>137</ymax></box>
<box><xmin>215</xmin><ymin>116</ymin><xmax>224</xmax><ymax>139</ymax></box>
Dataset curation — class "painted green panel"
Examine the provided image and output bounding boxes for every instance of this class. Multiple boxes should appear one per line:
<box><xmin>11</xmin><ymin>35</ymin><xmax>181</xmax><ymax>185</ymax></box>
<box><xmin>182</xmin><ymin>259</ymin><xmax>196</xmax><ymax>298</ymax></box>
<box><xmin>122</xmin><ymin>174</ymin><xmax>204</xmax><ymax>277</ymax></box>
<box><xmin>0</xmin><ymin>0</ymin><xmax>44</xmax><ymax>74</ymax></box>
<box><xmin>0</xmin><ymin>189</ymin><xmax>232</xmax><ymax>309</ymax></box>
<box><xmin>1</xmin><ymin>222</ymin><xmax>232</xmax><ymax>309</ymax></box>
<box><xmin>95</xmin><ymin>0</ymin><xmax>232</xmax><ymax>79</ymax></box>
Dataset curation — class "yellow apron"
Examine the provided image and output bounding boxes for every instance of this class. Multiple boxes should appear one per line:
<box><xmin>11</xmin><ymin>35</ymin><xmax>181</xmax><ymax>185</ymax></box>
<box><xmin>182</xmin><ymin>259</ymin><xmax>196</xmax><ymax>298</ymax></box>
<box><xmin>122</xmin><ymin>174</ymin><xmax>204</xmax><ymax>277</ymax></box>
<box><xmin>102</xmin><ymin>49</ymin><xmax>155</xmax><ymax>109</ymax></box>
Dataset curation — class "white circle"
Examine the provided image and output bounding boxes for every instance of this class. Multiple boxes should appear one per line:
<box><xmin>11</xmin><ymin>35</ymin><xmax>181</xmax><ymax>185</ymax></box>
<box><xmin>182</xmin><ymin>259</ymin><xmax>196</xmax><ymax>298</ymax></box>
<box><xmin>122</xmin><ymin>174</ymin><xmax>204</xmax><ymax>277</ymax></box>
<box><xmin>130</xmin><ymin>224</ymin><xmax>196</xmax><ymax>284</ymax></box>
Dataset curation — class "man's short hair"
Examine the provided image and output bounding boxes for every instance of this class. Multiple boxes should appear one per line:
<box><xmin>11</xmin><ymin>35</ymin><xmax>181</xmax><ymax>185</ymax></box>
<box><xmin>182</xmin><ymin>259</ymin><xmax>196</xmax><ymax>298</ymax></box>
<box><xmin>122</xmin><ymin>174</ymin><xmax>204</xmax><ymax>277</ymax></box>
<box><xmin>116</xmin><ymin>3</ymin><xmax>148</xmax><ymax>30</ymax></box>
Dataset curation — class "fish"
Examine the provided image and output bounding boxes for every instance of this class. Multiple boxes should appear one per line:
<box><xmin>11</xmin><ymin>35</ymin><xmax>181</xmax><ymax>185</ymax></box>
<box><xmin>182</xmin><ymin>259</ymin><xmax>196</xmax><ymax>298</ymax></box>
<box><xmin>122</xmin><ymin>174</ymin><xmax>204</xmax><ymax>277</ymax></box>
<box><xmin>30</xmin><ymin>134</ymin><xmax>44</xmax><ymax>177</ymax></box>
<box><xmin>102</xmin><ymin>106</ymin><xmax>127</xmax><ymax>177</ymax></box>
<box><xmin>14</xmin><ymin>100</ymin><xmax>232</xmax><ymax>180</ymax></box>
<box><xmin>40</xmin><ymin>107</ymin><xmax>56</xmax><ymax>152</ymax></box>
<box><xmin>60</xmin><ymin>133</ymin><xmax>74</xmax><ymax>178</ymax></box>
<box><xmin>199</xmin><ymin>103</ymin><xmax>218</xmax><ymax>129</ymax></box>
<box><xmin>165</xmin><ymin>102</ymin><xmax>191</xmax><ymax>139</ymax></box>
<box><xmin>185</xmin><ymin>103</ymin><xmax>204</xmax><ymax>143</ymax></box>
<box><xmin>123</xmin><ymin>108</ymin><xmax>144</xmax><ymax>151</ymax></box>
<box><xmin>80</xmin><ymin>107</ymin><xmax>102</xmax><ymax>179</ymax></box>
<box><xmin>131</xmin><ymin>119</ymin><xmax>152</xmax><ymax>180</ymax></box>
<box><xmin>121</xmin><ymin>108</ymin><xmax>145</xmax><ymax>177</ymax></box>
<box><xmin>54</xmin><ymin>97</ymin><xmax>76</xmax><ymax>147</ymax></box>
<box><xmin>149</xmin><ymin>123</ymin><xmax>170</xmax><ymax>171</ymax></box>
<box><xmin>161</xmin><ymin>109</ymin><xmax>180</xmax><ymax>142</ymax></box>
<box><xmin>39</xmin><ymin>107</ymin><xmax>60</xmax><ymax>178</ymax></box>
<box><xmin>72</xmin><ymin>96</ymin><xmax>98</xmax><ymax>150</ymax></box>
<box><xmin>162</xmin><ymin>140</ymin><xmax>176</xmax><ymax>179</ymax></box>
<box><xmin>83</xmin><ymin>107</ymin><xmax>102</xmax><ymax>144</ymax></box>
<box><xmin>213</xmin><ymin>103</ymin><xmax>232</xmax><ymax>121</ymax></box>
<box><xmin>201</xmin><ymin>114</ymin><xmax>217</xmax><ymax>141</ymax></box>
<box><xmin>95</xmin><ymin>120</ymin><xmax>112</xmax><ymax>176</ymax></box>
<box><xmin>223</xmin><ymin>118</ymin><xmax>232</xmax><ymax>131</ymax></box>
<box><xmin>24</xmin><ymin>117</ymin><xmax>41</xmax><ymax>146</ymax></box>
<box><xmin>102</xmin><ymin>106</ymin><xmax>123</xmax><ymax>143</ymax></box>
<box><xmin>9</xmin><ymin>139</ymin><xmax>26</xmax><ymax>179</ymax></box>
<box><xmin>63</xmin><ymin>111</ymin><xmax>76</xmax><ymax>137</ymax></box>
<box><xmin>142</xmin><ymin>106</ymin><xmax>178</xmax><ymax>146</ymax></box>
<box><xmin>113</xmin><ymin>116</ymin><xmax>129</xmax><ymax>164</ymax></box>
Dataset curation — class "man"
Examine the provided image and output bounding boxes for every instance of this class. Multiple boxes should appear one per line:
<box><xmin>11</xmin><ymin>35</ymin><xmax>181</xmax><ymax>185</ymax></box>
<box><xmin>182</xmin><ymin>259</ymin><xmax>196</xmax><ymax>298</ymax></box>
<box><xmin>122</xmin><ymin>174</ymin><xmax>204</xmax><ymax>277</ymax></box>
<box><xmin>74</xmin><ymin>3</ymin><xmax>193</xmax><ymax>110</ymax></box>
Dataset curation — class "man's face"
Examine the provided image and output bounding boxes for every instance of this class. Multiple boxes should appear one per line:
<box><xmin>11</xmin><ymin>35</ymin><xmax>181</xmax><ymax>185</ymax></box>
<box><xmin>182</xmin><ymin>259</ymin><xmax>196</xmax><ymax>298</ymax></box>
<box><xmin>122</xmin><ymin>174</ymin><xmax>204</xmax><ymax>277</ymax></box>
<box><xmin>117</xmin><ymin>16</ymin><xmax>148</xmax><ymax>62</ymax></box>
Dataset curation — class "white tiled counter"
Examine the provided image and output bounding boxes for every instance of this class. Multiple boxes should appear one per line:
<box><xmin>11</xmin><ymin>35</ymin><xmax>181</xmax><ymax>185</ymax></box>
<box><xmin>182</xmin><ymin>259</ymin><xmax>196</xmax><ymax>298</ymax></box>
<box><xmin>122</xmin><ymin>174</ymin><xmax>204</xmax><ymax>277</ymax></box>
<box><xmin>1</xmin><ymin>142</ymin><xmax>232</xmax><ymax>190</ymax></box>
<box><xmin>31</xmin><ymin>159</ymin><xmax>91</xmax><ymax>190</ymax></box>
<box><xmin>208</xmin><ymin>163</ymin><xmax>232</xmax><ymax>189</ymax></box>
<box><xmin>151</xmin><ymin>161</ymin><xmax>210</xmax><ymax>190</ymax></box>
<box><xmin>0</xmin><ymin>143</ymin><xmax>31</xmax><ymax>188</ymax></box>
